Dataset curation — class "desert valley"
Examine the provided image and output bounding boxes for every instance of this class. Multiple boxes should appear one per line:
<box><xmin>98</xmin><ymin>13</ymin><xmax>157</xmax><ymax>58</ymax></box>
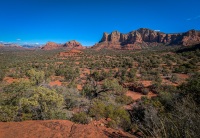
<box><xmin>0</xmin><ymin>28</ymin><xmax>200</xmax><ymax>137</ymax></box>
<box><xmin>1</xmin><ymin>0</ymin><xmax>200</xmax><ymax>137</ymax></box>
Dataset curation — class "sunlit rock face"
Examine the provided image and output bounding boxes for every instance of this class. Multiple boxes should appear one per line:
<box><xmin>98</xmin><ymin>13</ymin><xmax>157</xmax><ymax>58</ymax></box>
<box><xmin>93</xmin><ymin>28</ymin><xmax>200</xmax><ymax>50</ymax></box>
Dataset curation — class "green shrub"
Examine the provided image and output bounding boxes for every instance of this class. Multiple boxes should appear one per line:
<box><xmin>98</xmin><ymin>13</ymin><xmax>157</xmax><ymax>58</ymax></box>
<box><xmin>89</xmin><ymin>100</ymin><xmax>131</xmax><ymax>130</ymax></box>
<box><xmin>20</xmin><ymin>87</ymin><xmax>66</xmax><ymax>120</ymax></box>
<box><xmin>0</xmin><ymin>105</ymin><xmax>18</xmax><ymax>121</ymax></box>
<box><xmin>170</xmin><ymin>74</ymin><xmax>179</xmax><ymax>83</ymax></box>
<box><xmin>115</xmin><ymin>95</ymin><xmax>133</xmax><ymax>104</ymax></box>
<box><xmin>26</xmin><ymin>69</ymin><xmax>45</xmax><ymax>85</ymax></box>
<box><xmin>180</xmin><ymin>73</ymin><xmax>200</xmax><ymax>104</ymax></box>
<box><xmin>71</xmin><ymin>112</ymin><xmax>89</xmax><ymax>124</ymax></box>
<box><xmin>141</xmin><ymin>88</ymin><xmax>149</xmax><ymax>95</ymax></box>
<box><xmin>102</xmin><ymin>79</ymin><xmax>126</xmax><ymax>95</ymax></box>
<box><xmin>0</xmin><ymin>69</ymin><xmax>5</xmax><ymax>81</ymax></box>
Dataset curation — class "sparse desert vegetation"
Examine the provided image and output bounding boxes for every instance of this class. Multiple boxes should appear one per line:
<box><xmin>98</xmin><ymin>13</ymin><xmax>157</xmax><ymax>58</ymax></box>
<box><xmin>0</xmin><ymin>44</ymin><xmax>200</xmax><ymax>137</ymax></box>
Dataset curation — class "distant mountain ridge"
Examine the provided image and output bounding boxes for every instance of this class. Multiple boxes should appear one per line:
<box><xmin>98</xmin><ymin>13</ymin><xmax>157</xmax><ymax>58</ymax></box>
<box><xmin>1</xmin><ymin>28</ymin><xmax>200</xmax><ymax>50</ymax></box>
<box><xmin>92</xmin><ymin>28</ymin><xmax>200</xmax><ymax>50</ymax></box>
<box><xmin>0</xmin><ymin>42</ymin><xmax>42</xmax><ymax>49</ymax></box>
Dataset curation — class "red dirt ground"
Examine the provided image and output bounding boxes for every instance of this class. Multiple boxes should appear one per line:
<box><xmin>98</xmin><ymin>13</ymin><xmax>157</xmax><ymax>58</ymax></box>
<box><xmin>140</xmin><ymin>80</ymin><xmax>152</xmax><ymax>87</ymax></box>
<box><xmin>126</xmin><ymin>91</ymin><xmax>143</xmax><ymax>100</ymax></box>
<box><xmin>3</xmin><ymin>77</ymin><xmax>18</xmax><ymax>84</ymax></box>
<box><xmin>177</xmin><ymin>73</ymin><xmax>189</xmax><ymax>80</ymax></box>
<box><xmin>77</xmin><ymin>84</ymin><xmax>83</xmax><ymax>90</ymax></box>
<box><xmin>0</xmin><ymin>120</ymin><xmax>136</xmax><ymax>138</ymax></box>
<box><xmin>126</xmin><ymin>90</ymin><xmax>157</xmax><ymax>101</ymax></box>
<box><xmin>49</xmin><ymin>80</ymin><xmax>62</xmax><ymax>86</ymax></box>
<box><xmin>3</xmin><ymin>77</ymin><xmax>29</xmax><ymax>84</ymax></box>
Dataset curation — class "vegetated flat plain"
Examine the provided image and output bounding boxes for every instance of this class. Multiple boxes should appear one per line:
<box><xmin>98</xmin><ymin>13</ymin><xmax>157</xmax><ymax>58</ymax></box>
<box><xmin>0</xmin><ymin>45</ymin><xmax>200</xmax><ymax>138</ymax></box>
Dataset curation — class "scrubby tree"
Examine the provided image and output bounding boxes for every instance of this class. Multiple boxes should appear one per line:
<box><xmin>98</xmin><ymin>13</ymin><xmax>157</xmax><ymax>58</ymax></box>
<box><xmin>26</xmin><ymin>69</ymin><xmax>45</xmax><ymax>85</ymax></box>
<box><xmin>20</xmin><ymin>87</ymin><xmax>65</xmax><ymax>120</ymax></box>
<box><xmin>0</xmin><ymin>69</ymin><xmax>5</xmax><ymax>81</ymax></box>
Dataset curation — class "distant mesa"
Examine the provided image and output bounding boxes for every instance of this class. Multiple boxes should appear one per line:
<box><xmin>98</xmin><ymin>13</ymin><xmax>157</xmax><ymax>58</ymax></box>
<box><xmin>0</xmin><ymin>43</ymin><xmax>4</xmax><ymax>47</ymax></box>
<box><xmin>0</xmin><ymin>43</ymin><xmax>24</xmax><ymax>49</ymax></box>
<box><xmin>92</xmin><ymin>28</ymin><xmax>200</xmax><ymax>50</ymax></box>
<box><xmin>42</xmin><ymin>40</ymin><xmax>85</xmax><ymax>50</ymax></box>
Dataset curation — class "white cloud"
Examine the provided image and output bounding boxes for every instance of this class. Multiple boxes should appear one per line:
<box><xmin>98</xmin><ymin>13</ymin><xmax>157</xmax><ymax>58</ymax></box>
<box><xmin>194</xmin><ymin>15</ymin><xmax>200</xmax><ymax>19</ymax></box>
<box><xmin>17</xmin><ymin>39</ymin><xmax>21</xmax><ymax>41</ymax></box>
<box><xmin>186</xmin><ymin>15</ymin><xmax>200</xmax><ymax>21</ymax></box>
<box><xmin>154</xmin><ymin>30</ymin><xmax>160</xmax><ymax>32</ymax></box>
<box><xmin>35</xmin><ymin>43</ymin><xmax>39</xmax><ymax>45</ymax></box>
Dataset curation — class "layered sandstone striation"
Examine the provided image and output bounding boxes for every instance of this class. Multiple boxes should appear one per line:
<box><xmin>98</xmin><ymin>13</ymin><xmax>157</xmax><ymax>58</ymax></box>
<box><xmin>93</xmin><ymin>28</ymin><xmax>200</xmax><ymax>50</ymax></box>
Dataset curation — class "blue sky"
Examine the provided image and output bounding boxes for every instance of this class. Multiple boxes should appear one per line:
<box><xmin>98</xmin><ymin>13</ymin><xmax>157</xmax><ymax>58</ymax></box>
<box><xmin>0</xmin><ymin>0</ymin><xmax>199</xmax><ymax>46</ymax></box>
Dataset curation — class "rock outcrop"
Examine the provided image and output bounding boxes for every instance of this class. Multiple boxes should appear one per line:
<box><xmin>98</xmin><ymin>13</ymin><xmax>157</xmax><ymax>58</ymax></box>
<box><xmin>42</xmin><ymin>42</ymin><xmax>62</xmax><ymax>50</ymax></box>
<box><xmin>0</xmin><ymin>120</ymin><xmax>136</xmax><ymax>138</ymax></box>
<box><xmin>42</xmin><ymin>40</ymin><xmax>85</xmax><ymax>50</ymax></box>
<box><xmin>0</xmin><ymin>43</ymin><xmax>4</xmax><ymax>47</ymax></box>
<box><xmin>93</xmin><ymin>28</ymin><xmax>200</xmax><ymax>50</ymax></box>
<box><xmin>63</xmin><ymin>40</ymin><xmax>85</xmax><ymax>49</ymax></box>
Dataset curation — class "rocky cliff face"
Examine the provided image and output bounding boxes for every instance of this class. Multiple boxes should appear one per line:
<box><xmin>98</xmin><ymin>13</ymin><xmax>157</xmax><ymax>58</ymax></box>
<box><xmin>63</xmin><ymin>40</ymin><xmax>85</xmax><ymax>49</ymax></box>
<box><xmin>94</xmin><ymin>28</ymin><xmax>200</xmax><ymax>50</ymax></box>
<box><xmin>42</xmin><ymin>40</ymin><xmax>85</xmax><ymax>50</ymax></box>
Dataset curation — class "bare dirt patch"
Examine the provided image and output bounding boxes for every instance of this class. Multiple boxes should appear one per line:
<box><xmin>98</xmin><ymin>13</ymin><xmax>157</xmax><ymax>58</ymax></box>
<box><xmin>3</xmin><ymin>77</ymin><xmax>18</xmax><ymax>84</ymax></box>
<box><xmin>126</xmin><ymin>91</ymin><xmax>143</xmax><ymax>100</ymax></box>
<box><xmin>140</xmin><ymin>80</ymin><xmax>152</xmax><ymax>87</ymax></box>
<box><xmin>126</xmin><ymin>91</ymin><xmax>157</xmax><ymax>101</ymax></box>
<box><xmin>49</xmin><ymin>80</ymin><xmax>62</xmax><ymax>86</ymax></box>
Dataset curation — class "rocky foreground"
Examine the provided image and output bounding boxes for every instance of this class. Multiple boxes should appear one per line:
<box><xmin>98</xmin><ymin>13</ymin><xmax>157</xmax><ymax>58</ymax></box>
<box><xmin>0</xmin><ymin>120</ymin><xmax>135</xmax><ymax>138</ymax></box>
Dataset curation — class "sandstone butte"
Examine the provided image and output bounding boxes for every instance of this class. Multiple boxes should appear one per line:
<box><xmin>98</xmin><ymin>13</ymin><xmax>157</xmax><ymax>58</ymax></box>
<box><xmin>42</xmin><ymin>40</ymin><xmax>85</xmax><ymax>50</ymax></box>
<box><xmin>0</xmin><ymin>120</ymin><xmax>136</xmax><ymax>138</ymax></box>
<box><xmin>92</xmin><ymin>28</ymin><xmax>200</xmax><ymax>50</ymax></box>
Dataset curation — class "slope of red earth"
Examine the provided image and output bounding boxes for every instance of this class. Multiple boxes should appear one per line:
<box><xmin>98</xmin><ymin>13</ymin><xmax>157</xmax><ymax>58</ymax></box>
<box><xmin>0</xmin><ymin>120</ymin><xmax>136</xmax><ymax>138</ymax></box>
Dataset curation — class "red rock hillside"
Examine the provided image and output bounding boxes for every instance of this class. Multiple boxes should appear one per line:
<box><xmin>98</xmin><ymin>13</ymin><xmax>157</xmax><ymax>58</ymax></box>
<box><xmin>63</xmin><ymin>40</ymin><xmax>85</xmax><ymax>50</ymax></box>
<box><xmin>0</xmin><ymin>120</ymin><xmax>136</xmax><ymax>138</ymax></box>
<box><xmin>42</xmin><ymin>42</ymin><xmax>62</xmax><ymax>50</ymax></box>
<box><xmin>92</xmin><ymin>28</ymin><xmax>200</xmax><ymax>50</ymax></box>
<box><xmin>42</xmin><ymin>40</ymin><xmax>85</xmax><ymax>50</ymax></box>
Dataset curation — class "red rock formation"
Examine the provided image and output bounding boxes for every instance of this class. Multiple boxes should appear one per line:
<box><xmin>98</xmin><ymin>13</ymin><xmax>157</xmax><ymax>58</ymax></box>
<box><xmin>182</xmin><ymin>29</ymin><xmax>200</xmax><ymax>46</ymax></box>
<box><xmin>63</xmin><ymin>40</ymin><xmax>85</xmax><ymax>49</ymax></box>
<box><xmin>42</xmin><ymin>40</ymin><xmax>85</xmax><ymax>50</ymax></box>
<box><xmin>93</xmin><ymin>28</ymin><xmax>200</xmax><ymax>50</ymax></box>
<box><xmin>42</xmin><ymin>42</ymin><xmax>62</xmax><ymax>50</ymax></box>
<box><xmin>0</xmin><ymin>120</ymin><xmax>136</xmax><ymax>138</ymax></box>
